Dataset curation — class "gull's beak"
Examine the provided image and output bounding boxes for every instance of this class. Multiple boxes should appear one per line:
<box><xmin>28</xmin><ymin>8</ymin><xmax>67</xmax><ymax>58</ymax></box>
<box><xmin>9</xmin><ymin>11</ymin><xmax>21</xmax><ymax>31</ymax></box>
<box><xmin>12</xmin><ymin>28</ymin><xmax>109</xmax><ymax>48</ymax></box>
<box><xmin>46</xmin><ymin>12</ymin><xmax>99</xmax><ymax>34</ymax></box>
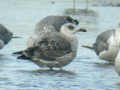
<box><xmin>74</xmin><ymin>27</ymin><xmax>87</xmax><ymax>33</ymax></box>
<box><xmin>77</xmin><ymin>28</ymin><xmax>87</xmax><ymax>32</ymax></box>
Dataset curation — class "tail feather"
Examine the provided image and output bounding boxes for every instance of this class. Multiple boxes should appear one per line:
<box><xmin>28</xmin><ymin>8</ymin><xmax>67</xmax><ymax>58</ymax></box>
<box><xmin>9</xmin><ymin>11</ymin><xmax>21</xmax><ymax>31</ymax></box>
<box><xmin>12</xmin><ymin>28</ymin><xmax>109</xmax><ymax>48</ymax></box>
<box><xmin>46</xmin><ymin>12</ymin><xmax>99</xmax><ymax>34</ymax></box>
<box><xmin>13</xmin><ymin>50</ymin><xmax>24</xmax><ymax>54</ymax></box>
<box><xmin>81</xmin><ymin>44</ymin><xmax>94</xmax><ymax>50</ymax></box>
<box><xmin>13</xmin><ymin>50</ymin><xmax>30</xmax><ymax>60</ymax></box>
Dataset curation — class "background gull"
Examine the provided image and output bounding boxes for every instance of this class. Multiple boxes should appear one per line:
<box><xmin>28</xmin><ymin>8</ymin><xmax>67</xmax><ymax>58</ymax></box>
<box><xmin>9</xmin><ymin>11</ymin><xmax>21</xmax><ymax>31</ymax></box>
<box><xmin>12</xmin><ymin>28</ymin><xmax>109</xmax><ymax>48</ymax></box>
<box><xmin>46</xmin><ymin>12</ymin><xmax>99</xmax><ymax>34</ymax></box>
<box><xmin>82</xmin><ymin>25</ymin><xmax>120</xmax><ymax>62</ymax></box>
<box><xmin>27</xmin><ymin>15</ymin><xmax>79</xmax><ymax>48</ymax></box>
<box><xmin>0</xmin><ymin>24</ymin><xmax>13</xmax><ymax>49</ymax></box>
<box><xmin>14</xmin><ymin>23</ymin><xmax>86</xmax><ymax>70</ymax></box>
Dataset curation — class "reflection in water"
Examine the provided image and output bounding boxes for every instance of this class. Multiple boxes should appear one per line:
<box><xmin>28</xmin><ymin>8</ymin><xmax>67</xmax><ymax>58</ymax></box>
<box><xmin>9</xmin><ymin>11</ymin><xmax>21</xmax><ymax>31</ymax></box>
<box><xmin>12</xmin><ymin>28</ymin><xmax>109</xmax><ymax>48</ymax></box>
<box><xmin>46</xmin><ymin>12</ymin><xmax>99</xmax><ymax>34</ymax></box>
<box><xmin>0</xmin><ymin>54</ymin><xmax>7</xmax><ymax>60</ymax></box>
<box><xmin>116</xmin><ymin>82</ymin><xmax>120</xmax><ymax>89</ymax></box>
<box><xmin>18</xmin><ymin>69</ymin><xmax>76</xmax><ymax>77</ymax></box>
<box><xmin>64</xmin><ymin>8</ymin><xmax>98</xmax><ymax>17</ymax></box>
<box><xmin>94</xmin><ymin>62</ymin><xmax>113</xmax><ymax>68</ymax></box>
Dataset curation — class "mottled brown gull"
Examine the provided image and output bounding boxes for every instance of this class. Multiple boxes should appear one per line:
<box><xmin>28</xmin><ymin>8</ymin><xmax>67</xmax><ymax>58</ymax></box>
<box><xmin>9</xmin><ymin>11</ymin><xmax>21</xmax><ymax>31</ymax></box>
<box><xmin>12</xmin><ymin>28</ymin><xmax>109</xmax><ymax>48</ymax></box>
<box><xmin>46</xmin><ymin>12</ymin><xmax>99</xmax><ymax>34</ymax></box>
<box><xmin>14</xmin><ymin>23</ymin><xmax>86</xmax><ymax>70</ymax></box>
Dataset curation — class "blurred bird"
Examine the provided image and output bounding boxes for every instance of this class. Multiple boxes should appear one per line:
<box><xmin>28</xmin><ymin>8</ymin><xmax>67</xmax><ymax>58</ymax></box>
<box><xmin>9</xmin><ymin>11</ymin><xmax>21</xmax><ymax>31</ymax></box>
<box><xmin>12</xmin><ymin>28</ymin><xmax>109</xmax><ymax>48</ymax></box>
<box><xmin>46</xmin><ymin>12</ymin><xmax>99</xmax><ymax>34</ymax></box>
<box><xmin>82</xmin><ymin>25</ymin><xmax>120</xmax><ymax>63</ymax></box>
<box><xmin>0</xmin><ymin>24</ymin><xmax>20</xmax><ymax>49</ymax></box>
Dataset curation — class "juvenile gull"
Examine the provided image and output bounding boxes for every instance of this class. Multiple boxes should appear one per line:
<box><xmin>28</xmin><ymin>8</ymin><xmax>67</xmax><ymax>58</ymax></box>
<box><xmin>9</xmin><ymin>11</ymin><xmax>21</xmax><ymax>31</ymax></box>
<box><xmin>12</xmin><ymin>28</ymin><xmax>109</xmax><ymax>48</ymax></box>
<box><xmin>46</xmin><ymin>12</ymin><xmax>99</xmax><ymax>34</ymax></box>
<box><xmin>14</xmin><ymin>23</ymin><xmax>86</xmax><ymax>70</ymax></box>
<box><xmin>0</xmin><ymin>24</ymin><xmax>13</xmax><ymax>49</ymax></box>
<box><xmin>82</xmin><ymin>26</ymin><xmax>120</xmax><ymax>62</ymax></box>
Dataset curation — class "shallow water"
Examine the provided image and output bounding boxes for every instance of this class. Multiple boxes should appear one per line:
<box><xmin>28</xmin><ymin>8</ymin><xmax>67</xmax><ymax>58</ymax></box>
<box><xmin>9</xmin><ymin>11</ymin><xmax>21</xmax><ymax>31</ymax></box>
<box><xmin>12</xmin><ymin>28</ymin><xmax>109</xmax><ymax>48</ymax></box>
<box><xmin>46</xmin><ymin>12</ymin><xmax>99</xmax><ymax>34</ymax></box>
<box><xmin>0</xmin><ymin>0</ymin><xmax>120</xmax><ymax>90</ymax></box>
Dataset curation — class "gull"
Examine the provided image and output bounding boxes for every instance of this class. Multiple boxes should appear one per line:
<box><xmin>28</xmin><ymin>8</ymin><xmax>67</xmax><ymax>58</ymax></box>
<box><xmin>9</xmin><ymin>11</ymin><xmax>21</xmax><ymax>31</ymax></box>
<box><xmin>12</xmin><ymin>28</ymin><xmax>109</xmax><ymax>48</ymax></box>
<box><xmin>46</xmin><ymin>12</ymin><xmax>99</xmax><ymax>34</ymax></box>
<box><xmin>0</xmin><ymin>24</ymin><xmax>13</xmax><ymax>49</ymax></box>
<box><xmin>14</xmin><ymin>23</ymin><xmax>86</xmax><ymax>70</ymax></box>
<box><xmin>82</xmin><ymin>25</ymin><xmax>120</xmax><ymax>62</ymax></box>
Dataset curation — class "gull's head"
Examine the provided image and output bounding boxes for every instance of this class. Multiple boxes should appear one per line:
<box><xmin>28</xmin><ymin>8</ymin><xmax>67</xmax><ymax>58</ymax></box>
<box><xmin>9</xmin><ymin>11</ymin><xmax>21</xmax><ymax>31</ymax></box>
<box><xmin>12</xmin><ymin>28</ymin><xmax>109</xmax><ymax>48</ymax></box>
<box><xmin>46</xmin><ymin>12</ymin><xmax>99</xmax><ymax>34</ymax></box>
<box><xmin>60</xmin><ymin>23</ymin><xmax>87</xmax><ymax>35</ymax></box>
<box><xmin>65</xmin><ymin>16</ymin><xmax>79</xmax><ymax>25</ymax></box>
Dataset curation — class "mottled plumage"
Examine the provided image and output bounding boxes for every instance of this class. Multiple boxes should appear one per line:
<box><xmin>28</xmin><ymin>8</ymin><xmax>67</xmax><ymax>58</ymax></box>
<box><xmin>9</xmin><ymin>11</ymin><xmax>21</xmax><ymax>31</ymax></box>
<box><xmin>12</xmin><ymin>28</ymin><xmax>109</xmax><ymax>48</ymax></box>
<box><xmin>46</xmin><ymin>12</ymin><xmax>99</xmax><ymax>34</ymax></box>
<box><xmin>24</xmin><ymin>32</ymin><xmax>72</xmax><ymax>61</ymax></box>
<box><xmin>14</xmin><ymin>22</ymin><xmax>86</xmax><ymax>70</ymax></box>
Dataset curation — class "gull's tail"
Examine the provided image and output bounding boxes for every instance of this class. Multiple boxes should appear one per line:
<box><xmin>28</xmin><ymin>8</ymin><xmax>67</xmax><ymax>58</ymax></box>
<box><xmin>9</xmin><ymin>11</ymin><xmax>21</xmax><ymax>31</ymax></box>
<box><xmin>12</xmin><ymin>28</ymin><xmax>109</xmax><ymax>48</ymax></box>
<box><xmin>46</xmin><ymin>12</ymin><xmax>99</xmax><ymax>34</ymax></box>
<box><xmin>13</xmin><ymin>50</ymin><xmax>24</xmax><ymax>54</ymax></box>
<box><xmin>81</xmin><ymin>44</ymin><xmax>94</xmax><ymax>50</ymax></box>
<box><xmin>13</xmin><ymin>50</ymin><xmax>31</xmax><ymax>59</ymax></box>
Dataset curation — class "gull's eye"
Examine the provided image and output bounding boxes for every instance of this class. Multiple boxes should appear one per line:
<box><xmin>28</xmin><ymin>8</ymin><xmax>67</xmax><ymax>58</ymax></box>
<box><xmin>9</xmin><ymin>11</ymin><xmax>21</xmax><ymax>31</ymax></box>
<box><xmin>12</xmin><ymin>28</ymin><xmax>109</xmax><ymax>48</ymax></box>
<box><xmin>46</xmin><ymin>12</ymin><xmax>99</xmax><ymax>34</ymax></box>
<box><xmin>68</xmin><ymin>25</ymin><xmax>75</xmax><ymax>30</ymax></box>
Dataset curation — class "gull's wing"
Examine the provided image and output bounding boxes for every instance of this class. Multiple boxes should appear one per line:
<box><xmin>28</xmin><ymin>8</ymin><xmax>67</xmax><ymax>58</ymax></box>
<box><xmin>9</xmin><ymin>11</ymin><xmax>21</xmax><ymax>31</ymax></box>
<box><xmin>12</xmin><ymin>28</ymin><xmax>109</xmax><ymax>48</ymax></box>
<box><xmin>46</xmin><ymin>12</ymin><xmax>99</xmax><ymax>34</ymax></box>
<box><xmin>33</xmin><ymin>32</ymin><xmax>72</xmax><ymax>61</ymax></box>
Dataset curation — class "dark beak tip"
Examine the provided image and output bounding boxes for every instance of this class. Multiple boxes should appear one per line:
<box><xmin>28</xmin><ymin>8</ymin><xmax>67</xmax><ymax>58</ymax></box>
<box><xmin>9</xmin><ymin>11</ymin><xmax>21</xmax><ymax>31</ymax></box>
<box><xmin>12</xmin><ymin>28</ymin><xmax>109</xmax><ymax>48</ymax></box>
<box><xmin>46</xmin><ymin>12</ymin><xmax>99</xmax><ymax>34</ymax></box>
<box><xmin>78</xmin><ymin>28</ymin><xmax>87</xmax><ymax>32</ymax></box>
